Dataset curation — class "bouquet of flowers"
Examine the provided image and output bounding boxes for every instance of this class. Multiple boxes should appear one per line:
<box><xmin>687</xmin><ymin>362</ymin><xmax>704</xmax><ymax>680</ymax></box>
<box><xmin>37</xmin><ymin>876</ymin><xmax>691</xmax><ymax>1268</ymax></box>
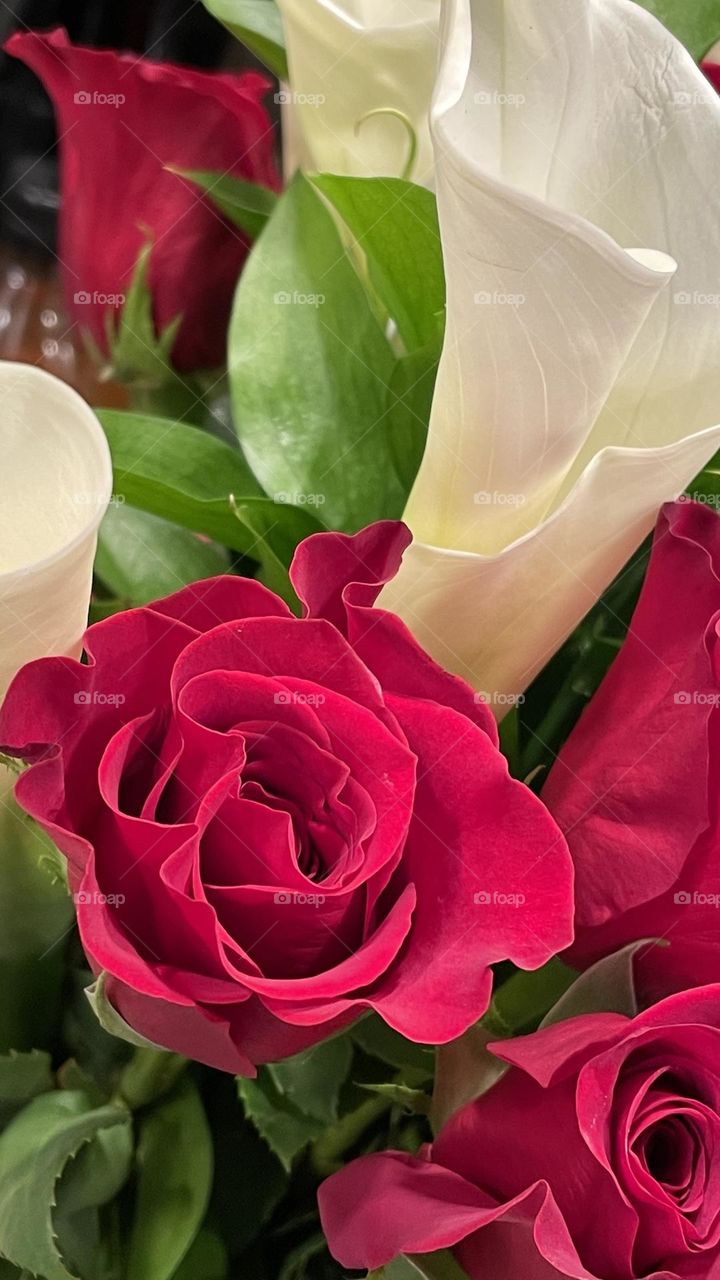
<box><xmin>1</xmin><ymin>1</ymin><xmax>720</xmax><ymax>1277</ymax></box>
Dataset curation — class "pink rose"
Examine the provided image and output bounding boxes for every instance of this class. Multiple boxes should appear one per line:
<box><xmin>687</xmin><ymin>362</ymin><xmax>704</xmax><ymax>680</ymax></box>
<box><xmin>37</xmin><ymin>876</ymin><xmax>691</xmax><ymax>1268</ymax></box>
<box><xmin>544</xmin><ymin>500</ymin><xmax>720</xmax><ymax>967</ymax></box>
<box><xmin>320</xmin><ymin>983</ymin><xmax>720</xmax><ymax>1278</ymax></box>
<box><xmin>6</xmin><ymin>28</ymin><xmax>279</xmax><ymax>372</ymax></box>
<box><xmin>0</xmin><ymin>523</ymin><xmax>572</xmax><ymax>1075</ymax></box>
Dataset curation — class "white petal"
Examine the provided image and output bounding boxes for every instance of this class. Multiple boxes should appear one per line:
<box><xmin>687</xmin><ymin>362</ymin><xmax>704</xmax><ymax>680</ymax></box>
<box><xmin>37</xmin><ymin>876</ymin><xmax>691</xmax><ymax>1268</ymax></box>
<box><xmin>277</xmin><ymin>0</ymin><xmax>440</xmax><ymax>180</ymax></box>
<box><xmin>385</xmin><ymin>0</ymin><xmax>720</xmax><ymax>699</ymax></box>
<box><xmin>0</xmin><ymin>363</ymin><xmax>111</xmax><ymax>699</ymax></box>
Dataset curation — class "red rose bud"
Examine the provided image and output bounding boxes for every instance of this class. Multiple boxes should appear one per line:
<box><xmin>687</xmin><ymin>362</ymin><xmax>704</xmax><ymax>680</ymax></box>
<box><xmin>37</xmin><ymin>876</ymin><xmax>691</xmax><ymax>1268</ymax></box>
<box><xmin>0</xmin><ymin>522</ymin><xmax>572</xmax><ymax>1075</ymax></box>
<box><xmin>320</xmin><ymin>984</ymin><xmax>720</xmax><ymax>1278</ymax></box>
<box><xmin>5</xmin><ymin>29</ymin><xmax>279</xmax><ymax>372</ymax></box>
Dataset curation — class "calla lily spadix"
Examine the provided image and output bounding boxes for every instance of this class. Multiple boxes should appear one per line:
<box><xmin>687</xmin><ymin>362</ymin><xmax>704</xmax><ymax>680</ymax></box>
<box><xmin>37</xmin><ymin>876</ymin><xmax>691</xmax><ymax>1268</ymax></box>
<box><xmin>276</xmin><ymin>0</ymin><xmax>440</xmax><ymax>180</ymax></box>
<box><xmin>380</xmin><ymin>0</ymin><xmax>720</xmax><ymax>706</ymax></box>
<box><xmin>0</xmin><ymin>362</ymin><xmax>111</xmax><ymax>700</ymax></box>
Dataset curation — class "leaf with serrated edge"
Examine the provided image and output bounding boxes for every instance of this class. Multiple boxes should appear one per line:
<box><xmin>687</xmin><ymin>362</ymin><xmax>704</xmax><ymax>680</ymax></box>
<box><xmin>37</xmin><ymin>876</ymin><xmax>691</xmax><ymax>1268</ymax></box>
<box><xmin>0</xmin><ymin>1090</ymin><xmax>129</xmax><ymax>1280</ymax></box>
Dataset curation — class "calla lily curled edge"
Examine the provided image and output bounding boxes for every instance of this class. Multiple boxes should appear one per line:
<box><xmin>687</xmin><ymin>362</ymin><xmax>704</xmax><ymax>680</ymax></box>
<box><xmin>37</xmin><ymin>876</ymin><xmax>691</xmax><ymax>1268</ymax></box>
<box><xmin>381</xmin><ymin>0</ymin><xmax>720</xmax><ymax>704</ymax></box>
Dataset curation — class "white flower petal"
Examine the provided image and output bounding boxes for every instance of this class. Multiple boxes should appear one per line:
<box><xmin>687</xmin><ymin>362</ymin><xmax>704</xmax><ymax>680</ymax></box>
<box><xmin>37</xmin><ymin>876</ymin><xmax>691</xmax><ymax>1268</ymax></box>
<box><xmin>0</xmin><ymin>363</ymin><xmax>111</xmax><ymax>698</ymax></box>
<box><xmin>383</xmin><ymin>0</ymin><xmax>720</xmax><ymax>700</ymax></box>
<box><xmin>277</xmin><ymin>0</ymin><xmax>440</xmax><ymax>179</ymax></box>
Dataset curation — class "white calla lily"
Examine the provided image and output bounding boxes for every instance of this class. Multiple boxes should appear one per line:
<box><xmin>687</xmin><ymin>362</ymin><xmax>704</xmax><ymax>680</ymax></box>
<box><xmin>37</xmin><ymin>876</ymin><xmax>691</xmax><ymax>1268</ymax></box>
<box><xmin>381</xmin><ymin>0</ymin><xmax>720</xmax><ymax>704</ymax></box>
<box><xmin>0</xmin><ymin>362</ymin><xmax>111</xmax><ymax>700</ymax></box>
<box><xmin>276</xmin><ymin>0</ymin><xmax>440</xmax><ymax>180</ymax></box>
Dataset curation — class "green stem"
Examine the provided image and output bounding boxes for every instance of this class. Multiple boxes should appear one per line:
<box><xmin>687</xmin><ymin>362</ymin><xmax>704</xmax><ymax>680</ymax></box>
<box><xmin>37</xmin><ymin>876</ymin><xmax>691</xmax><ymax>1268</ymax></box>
<box><xmin>311</xmin><ymin>1093</ymin><xmax>393</xmax><ymax>1177</ymax></box>
<box><xmin>118</xmin><ymin>1048</ymin><xmax>188</xmax><ymax>1111</ymax></box>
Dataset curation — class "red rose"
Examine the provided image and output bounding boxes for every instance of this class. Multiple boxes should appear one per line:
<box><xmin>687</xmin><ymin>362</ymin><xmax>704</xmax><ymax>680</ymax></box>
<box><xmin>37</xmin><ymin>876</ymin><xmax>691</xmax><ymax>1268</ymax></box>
<box><xmin>6</xmin><ymin>28</ymin><xmax>279</xmax><ymax>372</ymax></box>
<box><xmin>703</xmin><ymin>59</ymin><xmax>720</xmax><ymax>94</ymax></box>
<box><xmin>0</xmin><ymin>523</ymin><xmax>572</xmax><ymax>1075</ymax></box>
<box><xmin>320</xmin><ymin>983</ymin><xmax>720</xmax><ymax>1278</ymax></box>
<box><xmin>543</xmin><ymin>499</ymin><xmax>720</xmax><ymax>968</ymax></box>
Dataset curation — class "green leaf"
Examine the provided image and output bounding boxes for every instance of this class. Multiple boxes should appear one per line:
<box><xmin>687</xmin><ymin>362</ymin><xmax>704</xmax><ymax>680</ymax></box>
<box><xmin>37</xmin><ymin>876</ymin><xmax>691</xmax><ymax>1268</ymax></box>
<box><xmin>541</xmin><ymin>941</ymin><xmax>650</xmax><ymax>1027</ymax></box>
<box><xmin>175</xmin><ymin>170</ymin><xmax>278</xmax><ymax>239</ymax></box>
<box><xmin>313</xmin><ymin>176</ymin><xmax>445</xmax><ymax>352</ymax></box>
<box><xmin>0</xmin><ymin>775</ymin><xmax>74</xmax><ymax>1053</ymax></box>
<box><xmin>360</xmin><ymin>1082</ymin><xmax>431</xmax><ymax>1114</ymax></box>
<box><xmin>385</xmin><ymin>346</ymin><xmax>437</xmax><ymax>493</ymax></box>
<box><xmin>484</xmin><ymin>957</ymin><xmax>577</xmax><ymax>1038</ymax></box>
<box><xmin>201</xmin><ymin>0</ymin><xmax>287</xmax><ymax>77</ymax></box>
<box><xmin>266</xmin><ymin>1037</ymin><xmax>352</xmax><ymax>1125</ymax></box>
<box><xmin>95</xmin><ymin>503</ymin><xmax>228</xmax><ymax>606</ymax></box>
<box><xmin>98</xmin><ymin>410</ymin><xmax>325</xmax><ymax>601</ymax></box>
<box><xmin>237</xmin><ymin>1071</ymin><xmax>324</xmax><ymax>1171</ymax></box>
<box><xmin>106</xmin><ymin>242</ymin><xmax>182</xmax><ymax>381</ymax></box>
<box><xmin>278</xmin><ymin>1233</ymin><xmax>326</xmax><ymax>1280</ymax></box>
<box><xmin>126</xmin><ymin>1080</ymin><xmax>213</xmax><ymax>1280</ymax></box>
<box><xmin>85</xmin><ymin>972</ymin><xmax>167</xmax><ymax>1053</ymax></box>
<box><xmin>57</xmin><ymin>1121</ymin><xmax>133</xmax><ymax>1214</ymax></box>
<box><xmin>229</xmin><ymin>173</ymin><xmax>405</xmax><ymax>530</ymax></box>
<box><xmin>352</xmin><ymin>1016</ymin><xmax>434</xmax><ymax>1075</ymax></box>
<box><xmin>0</xmin><ymin>1051</ymin><xmax>53</xmax><ymax>1126</ymax></box>
<box><xmin>378</xmin><ymin>1252</ymin><xmax>471</xmax><ymax>1279</ymax></box>
<box><xmin>0</xmin><ymin>1090</ymin><xmax>130</xmax><ymax>1280</ymax></box>
<box><xmin>210</xmin><ymin>1089</ymin><xmax>287</xmax><ymax>1254</ymax></box>
<box><xmin>171</xmin><ymin>1229</ymin><xmax>227</xmax><ymax>1280</ymax></box>
<box><xmin>634</xmin><ymin>0</ymin><xmax>720</xmax><ymax>59</ymax></box>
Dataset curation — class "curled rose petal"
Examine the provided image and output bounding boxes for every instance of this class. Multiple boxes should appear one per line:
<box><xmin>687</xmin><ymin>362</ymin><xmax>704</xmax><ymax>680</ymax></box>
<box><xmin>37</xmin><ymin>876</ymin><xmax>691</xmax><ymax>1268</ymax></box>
<box><xmin>0</xmin><ymin>522</ymin><xmax>573</xmax><ymax>1073</ymax></box>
